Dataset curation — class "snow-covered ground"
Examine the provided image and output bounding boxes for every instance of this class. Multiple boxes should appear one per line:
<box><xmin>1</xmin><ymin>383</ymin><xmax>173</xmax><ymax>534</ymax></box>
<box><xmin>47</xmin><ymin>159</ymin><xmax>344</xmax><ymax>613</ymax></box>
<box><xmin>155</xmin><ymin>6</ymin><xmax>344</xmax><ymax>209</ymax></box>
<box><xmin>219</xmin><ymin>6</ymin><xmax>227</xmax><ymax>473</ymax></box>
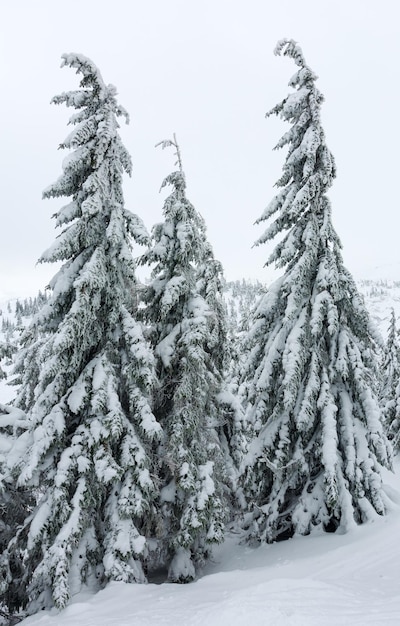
<box><xmin>17</xmin><ymin>462</ymin><xmax>400</xmax><ymax>626</ymax></box>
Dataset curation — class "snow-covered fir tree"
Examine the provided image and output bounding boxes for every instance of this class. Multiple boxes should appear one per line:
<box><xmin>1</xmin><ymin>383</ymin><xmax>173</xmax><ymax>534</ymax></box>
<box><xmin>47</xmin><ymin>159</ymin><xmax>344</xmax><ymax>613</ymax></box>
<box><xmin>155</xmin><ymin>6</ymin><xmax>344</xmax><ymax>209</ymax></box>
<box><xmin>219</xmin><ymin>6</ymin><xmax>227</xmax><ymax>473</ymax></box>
<box><xmin>381</xmin><ymin>309</ymin><xmax>400</xmax><ymax>448</ymax></box>
<box><xmin>0</xmin><ymin>54</ymin><xmax>161</xmax><ymax>615</ymax></box>
<box><xmin>219</xmin><ymin>280</ymin><xmax>267</xmax><ymax>475</ymax></box>
<box><xmin>140</xmin><ymin>137</ymin><xmax>228</xmax><ymax>582</ymax></box>
<box><xmin>196</xmin><ymin>243</ymin><xmax>246</xmax><ymax>510</ymax></box>
<box><xmin>196</xmin><ymin>243</ymin><xmax>244</xmax><ymax>477</ymax></box>
<box><xmin>239</xmin><ymin>39</ymin><xmax>391</xmax><ymax>543</ymax></box>
<box><xmin>224</xmin><ymin>280</ymin><xmax>265</xmax><ymax>406</ymax></box>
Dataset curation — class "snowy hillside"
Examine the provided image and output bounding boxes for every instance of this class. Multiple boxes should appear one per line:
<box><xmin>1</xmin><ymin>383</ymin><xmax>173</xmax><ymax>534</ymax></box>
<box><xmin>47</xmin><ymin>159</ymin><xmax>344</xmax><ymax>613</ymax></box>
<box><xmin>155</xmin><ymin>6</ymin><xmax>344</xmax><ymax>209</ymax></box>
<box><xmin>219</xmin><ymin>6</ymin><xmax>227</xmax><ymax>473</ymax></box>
<box><xmin>18</xmin><ymin>462</ymin><xmax>400</xmax><ymax>626</ymax></box>
<box><xmin>224</xmin><ymin>277</ymin><xmax>400</xmax><ymax>341</ymax></box>
<box><xmin>0</xmin><ymin>295</ymin><xmax>48</xmax><ymax>404</ymax></box>
<box><xmin>358</xmin><ymin>279</ymin><xmax>400</xmax><ymax>339</ymax></box>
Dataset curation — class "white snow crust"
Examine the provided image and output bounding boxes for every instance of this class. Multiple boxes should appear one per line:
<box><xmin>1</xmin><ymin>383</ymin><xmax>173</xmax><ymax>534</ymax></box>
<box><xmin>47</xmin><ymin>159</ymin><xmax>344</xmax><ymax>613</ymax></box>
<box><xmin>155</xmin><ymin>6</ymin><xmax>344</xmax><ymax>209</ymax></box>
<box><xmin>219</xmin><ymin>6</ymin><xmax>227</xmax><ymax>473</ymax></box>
<box><xmin>17</xmin><ymin>462</ymin><xmax>400</xmax><ymax>625</ymax></box>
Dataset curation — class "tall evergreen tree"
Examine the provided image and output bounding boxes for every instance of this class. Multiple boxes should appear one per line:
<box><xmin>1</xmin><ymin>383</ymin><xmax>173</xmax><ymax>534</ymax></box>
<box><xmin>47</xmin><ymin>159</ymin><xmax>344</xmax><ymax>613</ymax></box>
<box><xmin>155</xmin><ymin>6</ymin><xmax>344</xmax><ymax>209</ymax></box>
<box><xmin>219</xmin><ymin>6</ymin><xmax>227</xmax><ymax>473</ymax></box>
<box><xmin>140</xmin><ymin>137</ymin><xmax>228</xmax><ymax>582</ymax></box>
<box><xmin>239</xmin><ymin>40</ymin><xmax>391</xmax><ymax>543</ymax></box>
<box><xmin>381</xmin><ymin>309</ymin><xmax>400</xmax><ymax>448</ymax></box>
<box><xmin>0</xmin><ymin>54</ymin><xmax>160</xmax><ymax>614</ymax></box>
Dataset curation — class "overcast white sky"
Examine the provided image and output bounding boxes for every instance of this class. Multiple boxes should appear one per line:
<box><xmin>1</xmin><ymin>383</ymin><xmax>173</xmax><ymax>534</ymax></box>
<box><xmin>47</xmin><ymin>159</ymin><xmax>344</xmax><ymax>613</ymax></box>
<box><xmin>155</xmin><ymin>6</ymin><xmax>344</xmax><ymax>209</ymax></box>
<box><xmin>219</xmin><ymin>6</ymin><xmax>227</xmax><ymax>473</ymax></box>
<box><xmin>1</xmin><ymin>0</ymin><xmax>400</xmax><ymax>299</ymax></box>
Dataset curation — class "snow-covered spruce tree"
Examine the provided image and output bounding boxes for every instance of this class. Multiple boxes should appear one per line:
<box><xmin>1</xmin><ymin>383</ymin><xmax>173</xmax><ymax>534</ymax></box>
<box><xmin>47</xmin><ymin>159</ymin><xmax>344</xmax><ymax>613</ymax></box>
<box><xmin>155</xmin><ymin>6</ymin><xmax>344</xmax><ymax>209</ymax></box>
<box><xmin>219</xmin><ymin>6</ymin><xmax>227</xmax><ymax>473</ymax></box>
<box><xmin>239</xmin><ymin>40</ymin><xmax>391</xmax><ymax>543</ymax></box>
<box><xmin>0</xmin><ymin>54</ymin><xmax>161</xmax><ymax>614</ymax></box>
<box><xmin>196</xmin><ymin>242</ymin><xmax>245</xmax><ymax>473</ymax></box>
<box><xmin>381</xmin><ymin>309</ymin><xmax>400</xmax><ymax>448</ymax></box>
<box><xmin>224</xmin><ymin>279</ymin><xmax>267</xmax><ymax>469</ymax></box>
<box><xmin>197</xmin><ymin>242</ymin><xmax>245</xmax><ymax>509</ymax></box>
<box><xmin>140</xmin><ymin>137</ymin><xmax>228</xmax><ymax>582</ymax></box>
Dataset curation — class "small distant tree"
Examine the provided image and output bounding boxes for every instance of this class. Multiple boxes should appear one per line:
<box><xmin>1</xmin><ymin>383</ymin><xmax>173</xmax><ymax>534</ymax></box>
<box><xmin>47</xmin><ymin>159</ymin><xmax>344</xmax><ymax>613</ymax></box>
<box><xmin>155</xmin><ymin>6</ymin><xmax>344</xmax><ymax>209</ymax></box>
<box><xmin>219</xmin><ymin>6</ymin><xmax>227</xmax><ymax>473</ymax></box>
<box><xmin>239</xmin><ymin>40</ymin><xmax>391</xmax><ymax>543</ymax></box>
<box><xmin>0</xmin><ymin>54</ymin><xmax>160</xmax><ymax>615</ymax></box>
<box><xmin>140</xmin><ymin>137</ymin><xmax>228</xmax><ymax>582</ymax></box>
<box><xmin>0</xmin><ymin>342</ymin><xmax>11</xmax><ymax>380</ymax></box>
<box><xmin>381</xmin><ymin>309</ymin><xmax>400</xmax><ymax>448</ymax></box>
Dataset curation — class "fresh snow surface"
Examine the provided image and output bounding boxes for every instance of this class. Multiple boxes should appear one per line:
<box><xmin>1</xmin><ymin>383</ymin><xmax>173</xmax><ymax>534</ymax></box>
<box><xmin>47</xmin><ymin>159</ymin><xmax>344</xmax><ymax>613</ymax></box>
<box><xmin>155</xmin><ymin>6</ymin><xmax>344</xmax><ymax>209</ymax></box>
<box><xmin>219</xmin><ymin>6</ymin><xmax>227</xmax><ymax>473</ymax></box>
<box><xmin>17</xmin><ymin>462</ymin><xmax>400</xmax><ymax>626</ymax></box>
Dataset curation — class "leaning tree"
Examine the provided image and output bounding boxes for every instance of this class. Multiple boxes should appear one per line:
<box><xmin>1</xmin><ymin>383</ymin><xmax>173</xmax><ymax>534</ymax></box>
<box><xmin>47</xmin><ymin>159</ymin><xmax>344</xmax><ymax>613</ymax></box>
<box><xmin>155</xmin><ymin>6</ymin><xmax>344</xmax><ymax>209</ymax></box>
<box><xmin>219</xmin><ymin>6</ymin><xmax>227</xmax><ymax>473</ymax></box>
<box><xmin>239</xmin><ymin>40</ymin><xmax>392</xmax><ymax>543</ymax></box>
<box><xmin>0</xmin><ymin>54</ymin><xmax>161</xmax><ymax>615</ymax></box>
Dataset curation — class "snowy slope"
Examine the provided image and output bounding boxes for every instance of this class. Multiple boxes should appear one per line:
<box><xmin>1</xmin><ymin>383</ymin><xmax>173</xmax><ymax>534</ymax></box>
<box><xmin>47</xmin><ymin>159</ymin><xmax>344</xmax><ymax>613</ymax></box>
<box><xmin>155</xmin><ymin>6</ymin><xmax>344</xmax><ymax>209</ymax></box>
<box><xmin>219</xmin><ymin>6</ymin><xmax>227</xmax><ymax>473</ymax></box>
<box><xmin>358</xmin><ymin>280</ymin><xmax>400</xmax><ymax>339</ymax></box>
<box><xmin>18</xmin><ymin>463</ymin><xmax>400</xmax><ymax>625</ymax></box>
<box><xmin>223</xmin><ymin>277</ymin><xmax>400</xmax><ymax>342</ymax></box>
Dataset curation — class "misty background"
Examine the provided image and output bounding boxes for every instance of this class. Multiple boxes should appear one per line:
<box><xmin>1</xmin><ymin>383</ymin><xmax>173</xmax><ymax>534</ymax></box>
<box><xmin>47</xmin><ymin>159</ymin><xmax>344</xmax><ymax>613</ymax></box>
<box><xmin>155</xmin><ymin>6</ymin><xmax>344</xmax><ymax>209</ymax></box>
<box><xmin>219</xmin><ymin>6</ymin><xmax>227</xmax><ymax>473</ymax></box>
<box><xmin>1</xmin><ymin>0</ymin><xmax>399</xmax><ymax>298</ymax></box>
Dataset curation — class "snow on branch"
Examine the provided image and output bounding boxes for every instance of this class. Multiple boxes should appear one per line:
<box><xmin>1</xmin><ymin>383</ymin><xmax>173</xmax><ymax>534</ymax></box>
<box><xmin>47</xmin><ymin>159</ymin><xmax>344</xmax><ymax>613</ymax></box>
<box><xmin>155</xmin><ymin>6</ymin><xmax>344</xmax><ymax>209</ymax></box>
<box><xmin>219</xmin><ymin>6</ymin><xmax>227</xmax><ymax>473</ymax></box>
<box><xmin>0</xmin><ymin>404</ymin><xmax>28</xmax><ymax>432</ymax></box>
<box><xmin>274</xmin><ymin>38</ymin><xmax>306</xmax><ymax>68</ymax></box>
<box><xmin>61</xmin><ymin>52</ymin><xmax>106</xmax><ymax>90</ymax></box>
